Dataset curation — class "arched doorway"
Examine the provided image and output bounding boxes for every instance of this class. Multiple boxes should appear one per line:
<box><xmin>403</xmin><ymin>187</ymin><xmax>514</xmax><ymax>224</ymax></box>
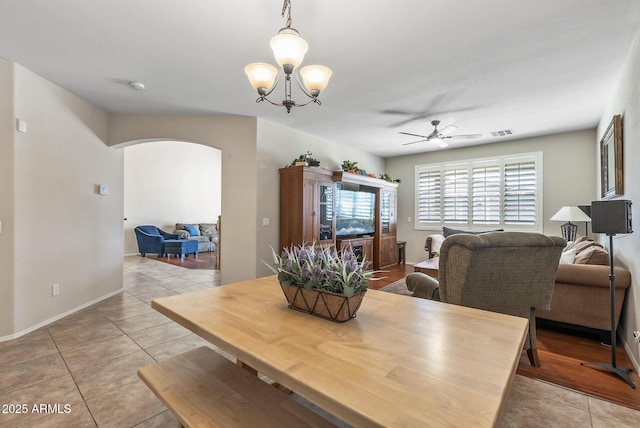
<box><xmin>122</xmin><ymin>140</ymin><xmax>222</xmax><ymax>258</ymax></box>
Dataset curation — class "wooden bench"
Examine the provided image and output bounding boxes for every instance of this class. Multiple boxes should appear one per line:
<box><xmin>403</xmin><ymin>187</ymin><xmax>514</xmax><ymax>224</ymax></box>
<box><xmin>137</xmin><ymin>346</ymin><xmax>336</xmax><ymax>428</ymax></box>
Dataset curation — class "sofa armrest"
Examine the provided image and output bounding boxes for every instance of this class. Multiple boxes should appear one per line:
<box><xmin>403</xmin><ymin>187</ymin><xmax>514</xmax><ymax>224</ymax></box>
<box><xmin>406</xmin><ymin>273</ymin><xmax>440</xmax><ymax>300</ymax></box>
<box><xmin>425</xmin><ymin>234</ymin><xmax>445</xmax><ymax>258</ymax></box>
<box><xmin>555</xmin><ymin>263</ymin><xmax>631</xmax><ymax>289</ymax></box>
<box><xmin>158</xmin><ymin>229</ymin><xmax>180</xmax><ymax>240</ymax></box>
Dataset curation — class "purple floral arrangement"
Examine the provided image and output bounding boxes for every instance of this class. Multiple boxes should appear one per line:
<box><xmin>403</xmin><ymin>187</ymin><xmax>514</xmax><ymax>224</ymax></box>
<box><xmin>265</xmin><ymin>243</ymin><xmax>374</xmax><ymax>297</ymax></box>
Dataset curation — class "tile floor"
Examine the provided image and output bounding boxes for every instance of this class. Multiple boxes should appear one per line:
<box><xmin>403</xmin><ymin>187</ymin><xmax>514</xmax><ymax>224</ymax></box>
<box><xmin>0</xmin><ymin>255</ymin><xmax>638</xmax><ymax>427</ymax></box>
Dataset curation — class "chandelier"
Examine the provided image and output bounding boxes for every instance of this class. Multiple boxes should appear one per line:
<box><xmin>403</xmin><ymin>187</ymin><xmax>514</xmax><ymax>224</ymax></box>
<box><xmin>244</xmin><ymin>0</ymin><xmax>332</xmax><ymax>113</ymax></box>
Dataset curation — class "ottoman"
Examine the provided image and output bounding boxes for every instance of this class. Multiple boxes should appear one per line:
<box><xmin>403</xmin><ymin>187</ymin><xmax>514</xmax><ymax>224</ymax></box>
<box><xmin>164</xmin><ymin>239</ymin><xmax>198</xmax><ymax>260</ymax></box>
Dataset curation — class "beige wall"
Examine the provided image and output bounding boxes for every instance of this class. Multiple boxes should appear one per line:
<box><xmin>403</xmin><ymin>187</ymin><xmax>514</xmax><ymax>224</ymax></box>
<box><xmin>109</xmin><ymin>115</ymin><xmax>258</xmax><ymax>285</ymax></box>
<box><xmin>8</xmin><ymin>62</ymin><xmax>123</xmax><ymax>335</ymax></box>
<box><xmin>123</xmin><ymin>141</ymin><xmax>222</xmax><ymax>255</ymax></box>
<box><xmin>598</xmin><ymin>28</ymin><xmax>640</xmax><ymax>368</ymax></box>
<box><xmin>385</xmin><ymin>130</ymin><xmax>597</xmax><ymax>264</ymax></box>
<box><xmin>0</xmin><ymin>60</ymin><xmax>15</xmax><ymax>336</ymax></box>
<box><xmin>255</xmin><ymin>118</ymin><xmax>385</xmax><ymax>277</ymax></box>
<box><xmin>110</xmin><ymin>115</ymin><xmax>385</xmax><ymax>282</ymax></box>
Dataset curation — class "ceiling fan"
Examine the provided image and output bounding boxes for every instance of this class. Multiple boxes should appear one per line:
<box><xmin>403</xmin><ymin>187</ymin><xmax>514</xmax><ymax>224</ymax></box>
<box><xmin>400</xmin><ymin>120</ymin><xmax>482</xmax><ymax>148</ymax></box>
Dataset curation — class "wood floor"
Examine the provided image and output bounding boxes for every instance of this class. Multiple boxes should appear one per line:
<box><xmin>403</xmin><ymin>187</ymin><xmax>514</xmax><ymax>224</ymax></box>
<box><xmin>148</xmin><ymin>251</ymin><xmax>217</xmax><ymax>269</ymax></box>
<box><xmin>146</xmin><ymin>256</ymin><xmax>640</xmax><ymax>410</ymax></box>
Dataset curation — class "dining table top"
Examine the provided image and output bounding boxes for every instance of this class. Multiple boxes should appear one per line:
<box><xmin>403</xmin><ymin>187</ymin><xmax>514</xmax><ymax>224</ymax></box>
<box><xmin>151</xmin><ymin>275</ymin><xmax>528</xmax><ymax>427</ymax></box>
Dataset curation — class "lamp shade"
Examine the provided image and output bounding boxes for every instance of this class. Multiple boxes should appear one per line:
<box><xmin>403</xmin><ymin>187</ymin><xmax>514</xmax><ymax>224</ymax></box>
<box><xmin>270</xmin><ymin>28</ymin><xmax>308</xmax><ymax>69</ymax></box>
<box><xmin>550</xmin><ymin>206</ymin><xmax>592</xmax><ymax>222</ymax></box>
<box><xmin>300</xmin><ymin>65</ymin><xmax>332</xmax><ymax>93</ymax></box>
<box><xmin>244</xmin><ymin>63</ymin><xmax>278</xmax><ymax>91</ymax></box>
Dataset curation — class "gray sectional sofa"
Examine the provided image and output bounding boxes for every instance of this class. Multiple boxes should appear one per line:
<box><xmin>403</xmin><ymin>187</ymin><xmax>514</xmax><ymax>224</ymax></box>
<box><xmin>173</xmin><ymin>223</ymin><xmax>218</xmax><ymax>253</ymax></box>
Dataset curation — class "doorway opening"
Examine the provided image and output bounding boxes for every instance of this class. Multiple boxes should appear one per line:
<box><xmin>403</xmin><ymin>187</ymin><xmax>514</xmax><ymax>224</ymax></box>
<box><xmin>123</xmin><ymin>140</ymin><xmax>222</xmax><ymax>270</ymax></box>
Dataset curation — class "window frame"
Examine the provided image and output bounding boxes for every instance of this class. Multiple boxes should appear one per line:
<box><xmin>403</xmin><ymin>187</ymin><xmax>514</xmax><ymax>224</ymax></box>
<box><xmin>414</xmin><ymin>152</ymin><xmax>543</xmax><ymax>232</ymax></box>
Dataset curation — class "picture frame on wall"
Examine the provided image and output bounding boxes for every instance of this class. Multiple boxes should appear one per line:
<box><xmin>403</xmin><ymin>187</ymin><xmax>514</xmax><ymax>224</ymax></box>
<box><xmin>600</xmin><ymin>114</ymin><xmax>623</xmax><ymax>199</ymax></box>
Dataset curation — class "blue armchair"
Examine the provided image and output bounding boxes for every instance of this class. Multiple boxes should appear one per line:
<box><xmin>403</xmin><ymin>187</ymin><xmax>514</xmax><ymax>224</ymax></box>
<box><xmin>134</xmin><ymin>225</ymin><xmax>180</xmax><ymax>257</ymax></box>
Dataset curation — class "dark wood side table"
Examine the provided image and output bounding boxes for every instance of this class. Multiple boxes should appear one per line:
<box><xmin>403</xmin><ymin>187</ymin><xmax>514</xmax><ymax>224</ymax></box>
<box><xmin>396</xmin><ymin>241</ymin><xmax>406</xmax><ymax>264</ymax></box>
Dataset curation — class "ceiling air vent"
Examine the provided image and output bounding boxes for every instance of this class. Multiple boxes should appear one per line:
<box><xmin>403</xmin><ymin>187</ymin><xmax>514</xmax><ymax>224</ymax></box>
<box><xmin>490</xmin><ymin>129</ymin><xmax>514</xmax><ymax>137</ymax></box>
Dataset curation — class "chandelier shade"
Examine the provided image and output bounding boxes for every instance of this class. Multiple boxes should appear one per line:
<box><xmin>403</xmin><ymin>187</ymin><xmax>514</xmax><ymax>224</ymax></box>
<box><xmin>244</xmin><ymin>63</ymin><xmax>278</xmax><ymax>93</ymax></box>
<box><xmin>300</xmin><ymin>65</ymin><xmax>332</xmax><ymax>93</ymax></box>
<box><xmin>270</xmin><ymin>28</ymin><xmax>308</xmax><ymax>70</ymax></box>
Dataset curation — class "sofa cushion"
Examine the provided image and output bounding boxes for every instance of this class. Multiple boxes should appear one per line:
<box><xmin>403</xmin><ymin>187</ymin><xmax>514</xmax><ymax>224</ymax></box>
<box><xmin>574</xmin><ymin>246</ymin><xmax>609</xmax><ymax>265</ymax></box>
<box><xmin>199</xmin><ymin>223</ymin><xmax>217</xmax><ymax>237</ymax></box>
<box><xmin>175</xmin><ymin>230</ymin><xmax>190</xmax><ymax>239</ymax></box>
<box><xmin>184</xmin><ymin>224</ymin><xmax>199</xmax><ymax>237</ymax></box>
<box><xmin>566</xmin><ymin>237</ymin><xmax>603</xmax><ymax>255</ymax></box>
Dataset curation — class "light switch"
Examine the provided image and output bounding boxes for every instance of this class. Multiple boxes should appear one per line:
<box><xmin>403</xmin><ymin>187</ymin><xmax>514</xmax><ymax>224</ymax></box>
<box><xmin>0</xmin><ymin>220</ymin><xmax>2</xmax><ymax>234</ymax></box>
<box><xmin>16</xmin><ymin>119</ymin><xmax>27</xmax><ymax>133</ymax></box>
<box><xmin>262</xmin><ymin>217</ymin><xmax>270</xmax><ymax>226</ymax></box>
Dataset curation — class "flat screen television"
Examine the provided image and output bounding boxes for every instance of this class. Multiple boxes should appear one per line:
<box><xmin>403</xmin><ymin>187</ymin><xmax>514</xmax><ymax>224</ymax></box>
<box><xmin>335</xmin><ymin>189</ymin><xmax>376</xmax><ymax>236</ymax></box>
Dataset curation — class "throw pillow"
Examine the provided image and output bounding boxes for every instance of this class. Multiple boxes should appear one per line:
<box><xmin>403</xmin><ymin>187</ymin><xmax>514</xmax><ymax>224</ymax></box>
<box><xmin>184</xmin><ymin>224</ymin><xmax>199</xmax><ymax>237</ymax></box>
<box><xmin>559</xmin><ymin>248</ymin><xmax>577</xmax><ymax>264</ymax></box>
<box><xmin>574</xmin><ymin>246</ymin><xmax>609</xmax><ymax>265</ymax></box>
<box><xmin>571</xmin><ymin>238</ymin><xmax>603</xmax><ymax>255</ymax></box>
<box><xmin>199</xmin><ymin>223</ymin><xmax>217</xmax><ymax>237</ymax></box>
<box><xmin>442</xmin><ymin>227</ymin><xmax>504</xmax><ymax>238</ymax></box>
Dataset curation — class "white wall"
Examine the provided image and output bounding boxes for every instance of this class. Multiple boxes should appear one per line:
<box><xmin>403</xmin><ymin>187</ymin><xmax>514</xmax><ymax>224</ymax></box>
<box><xmin>598</xmin><ymin>28</ymin><xmax>640</xmax><ymax>368</ymax></box>
<box><xmin>123</xmin><ymin>141</ymin><xmax>221</xmax><ymax>255</ymax></box>
<box><xmin>255</xmin><ymin>118</ymin><xmax>385</xmax><ymax>277</ymax></box>
<box><xmin>0</xmin><ymin>60</ymin><xmax>15</xmax><ymax>336</ymax></box>
<box><xmin>385</xmin><ymin>130</ymin><xmax>597</xmax><ymax>264</ymax></box>
<box><xmin>7</xmin><ymin>62</ymin><xmax>123</xmax><ymax>336</ymax></box>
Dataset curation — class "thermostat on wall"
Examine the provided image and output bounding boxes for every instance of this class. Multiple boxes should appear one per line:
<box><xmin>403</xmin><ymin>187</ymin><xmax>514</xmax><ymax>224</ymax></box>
<box><xmin>98</xmin><ymin>185</ymin><xmax>109</xmax><ymax>195</ymax></box>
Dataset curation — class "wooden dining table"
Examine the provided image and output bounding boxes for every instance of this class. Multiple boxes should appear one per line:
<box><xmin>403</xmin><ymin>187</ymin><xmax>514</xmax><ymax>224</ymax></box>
<box><xmin>151</xmin><ymin>275</ymin><xmax>528</xmax><ymax>427</ymax></box>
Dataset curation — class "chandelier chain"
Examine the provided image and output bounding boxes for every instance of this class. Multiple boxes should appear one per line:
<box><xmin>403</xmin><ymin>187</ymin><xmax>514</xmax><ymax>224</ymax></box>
<box><xmin>281</xmin><ymin>0</ymin><xmax>293</xmax><ymax>28</ymax></box>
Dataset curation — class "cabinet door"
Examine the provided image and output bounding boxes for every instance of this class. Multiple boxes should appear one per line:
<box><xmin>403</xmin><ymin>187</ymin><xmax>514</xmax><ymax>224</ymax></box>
<box><xmin>380</xmin><ymin>236</ymin><xmax>395</xmax><ymax>267</ymax></box>
<box><xmin>302</xmin><ymin>177</ymin><xmax>317</xmax><ymax>244</ymax></box>
<box><xmin>380</xmin><ymin>189</ymin><xmax>397</xmax><ymax>236</ymax></box>
<box><xmin>317</xmin><ymin>181</ymin><xmax>335</xmax><ymax>244</ymax></box>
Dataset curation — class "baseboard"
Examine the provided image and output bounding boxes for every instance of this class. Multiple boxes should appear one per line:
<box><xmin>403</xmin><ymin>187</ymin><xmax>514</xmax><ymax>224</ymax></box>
<box><xmin>620</xmin><ymin>327</ymin><xmax>640</xmax><ymax>374</ymax></box>
<box><xmin>0</xmin><ymin>287</ymin><xmax>125</xmax><ymax>343</ymax></box>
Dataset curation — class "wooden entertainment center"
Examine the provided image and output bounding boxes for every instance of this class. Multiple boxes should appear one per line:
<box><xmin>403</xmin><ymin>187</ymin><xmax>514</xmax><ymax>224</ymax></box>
<box><xmin>279</xmin><ymin>166</ymin><xmax>398</xmax><ymax>270</ymax></box>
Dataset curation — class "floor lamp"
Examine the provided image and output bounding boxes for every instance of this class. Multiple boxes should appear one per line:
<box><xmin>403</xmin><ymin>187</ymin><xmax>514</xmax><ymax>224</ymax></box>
<box><xmin>580</xmin><ymin>200</ymin><xmax>635</xmax><ymax>389</ymax></box>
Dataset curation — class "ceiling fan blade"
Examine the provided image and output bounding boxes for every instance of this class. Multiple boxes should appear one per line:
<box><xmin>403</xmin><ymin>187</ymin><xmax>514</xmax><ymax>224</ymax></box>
<box><xmin>380</xmin><ymin>109</ymin><xmax>418</xmax><ymax>115</ymax></box>
<box><xmin>448</xmin><ymin>133</ymin><xmax>482</xmax><ymax>139</ymax></box>
<box><xmin>399</xmin><ymin>131</ymin><xmax>430</xmax><ymax>138</ymax></box>
<box><xmin>401</xmin><ymin>139</ymin><xmax>429</xmax><ymax>146</ymax></box>
<box><xmin>389</xmin><ymin>116</ymin><xmax>428</xmax><ymax>127</ymax></box>
<box><xmin>439</xmin><ymin>124</ymin><xmax>457</xmax><ymax>135</ymax></box>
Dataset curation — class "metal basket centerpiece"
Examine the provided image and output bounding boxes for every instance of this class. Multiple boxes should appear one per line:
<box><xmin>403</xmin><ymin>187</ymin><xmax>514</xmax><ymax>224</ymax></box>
<box><xmin>266</xmin><ymin>243</ymin><xmax>373</xmax><ymax>322</ymax></box>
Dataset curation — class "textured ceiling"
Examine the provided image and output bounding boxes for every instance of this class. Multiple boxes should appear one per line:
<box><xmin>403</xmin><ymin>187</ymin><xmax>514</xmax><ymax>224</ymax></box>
<box><xmin>1</xmin><ymin>0</ymin><xmax>639</xmax><ymax>157</ymax></box>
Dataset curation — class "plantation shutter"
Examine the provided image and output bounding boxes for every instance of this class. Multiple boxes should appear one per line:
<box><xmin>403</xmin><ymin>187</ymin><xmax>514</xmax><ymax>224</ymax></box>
<box><xmin>504</xmin><ymin>160</ymin><xmax>537</xmax><ymax>225</ymax></box>
<box><xmin>415</xmin><ymin>152</ymin><xmax>541</xmax><ymax>230</ymax></box>
<box><xmin>472</xmin><ymin>164</ymin><xmax>501</xmax><ymax>224</ymax></box>
<box><xmin>443</xmin><ymin>167</ymin><xmax>469</xmax><ymax>223</ymax></box>
<box><xmin>417</xmin><ymin>168</ymin><xmax>442</xmax><ymax>224</ymax></box>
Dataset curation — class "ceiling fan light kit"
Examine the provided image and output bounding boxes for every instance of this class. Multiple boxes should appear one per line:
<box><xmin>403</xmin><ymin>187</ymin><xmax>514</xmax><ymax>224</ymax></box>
<box><xmin>245</xmin><ymin>0</ymin><xmax>332</xmax><ymax>113</ymax></box>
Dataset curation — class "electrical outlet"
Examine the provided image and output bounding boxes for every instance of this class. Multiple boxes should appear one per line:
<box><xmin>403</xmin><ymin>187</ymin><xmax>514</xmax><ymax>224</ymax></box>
<box><xmin>634</xmin><ymin>331</ymin><xmax>640</xmax><ymax>343</ymax></box>
<box><xmin>52</xmin><ymin>284</ymin><xmax>60</xmax><ymax>297</ymax></box>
